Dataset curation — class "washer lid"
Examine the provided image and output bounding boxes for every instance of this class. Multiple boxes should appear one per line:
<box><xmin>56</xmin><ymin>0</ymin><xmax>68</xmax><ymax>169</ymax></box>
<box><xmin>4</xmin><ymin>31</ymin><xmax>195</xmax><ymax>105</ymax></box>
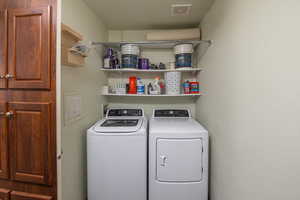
<box><xmin>101</xmin><ymin>119</ymin><xmax>139</xmax><ymax>127</ymax></box>
<box><xmin>93</xmin><ymin>118</ymin><xmax>143</xmax><ymax>133</ymax></box>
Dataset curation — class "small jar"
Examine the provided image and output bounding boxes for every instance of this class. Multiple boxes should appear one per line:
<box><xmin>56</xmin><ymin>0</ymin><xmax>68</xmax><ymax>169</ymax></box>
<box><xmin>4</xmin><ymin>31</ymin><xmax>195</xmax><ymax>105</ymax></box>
<box><xmin>174</xmin><ymin>44</ymin><xmax>193</xmax><ymax>68</ymax></box>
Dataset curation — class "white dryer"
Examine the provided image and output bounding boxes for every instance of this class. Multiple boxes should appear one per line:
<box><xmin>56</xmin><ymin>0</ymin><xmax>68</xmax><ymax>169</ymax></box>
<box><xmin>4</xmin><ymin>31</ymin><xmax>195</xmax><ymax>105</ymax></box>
<box><xmin>87</xmin><ymin>108</ymin><xmax>147</xmax><ymax>200</ymax></box>
<box><xmin>149</xmin><ymin>109</ymin><xmax>209</xmax><ymax>200</ymax></box>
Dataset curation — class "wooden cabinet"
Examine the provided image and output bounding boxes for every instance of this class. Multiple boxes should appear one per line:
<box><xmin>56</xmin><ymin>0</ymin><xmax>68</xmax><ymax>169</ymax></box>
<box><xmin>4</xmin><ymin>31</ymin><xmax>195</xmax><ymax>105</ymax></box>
<box><xmin>0</xmin><ymin>188</ymin><xmax>9</xmax><ymax>200</ymax></box>
<box><xmin>0</xmin><ymin>190</ymin><xmax>53</xmax><ymax>200</ymax></box>
<box><xmin>7</xmin><ymin>7</ymin><xmax>51</xmax><ymax>89</ymax></box>
<box><xmin>0</xmin><ymin>103</ymin><xmax>8</xmax><ymax>180</ymax></box>
<box><xmin>0</xmin><ymin>0</ymin><xmax>57</xmax><ymax>199</ymax></box>
<box><xmin>11</xmin><ymin>191</ymin><xmax>52</xmax><ymax>200</ymax></box>
<box><xmin>0</xmin><ymin>10</ymin><xmax>7</xmax><ymax>89</ymax></box>
<box><xmin>8</xmin><ymin>102</ymin><xmax>53</xmax><ymax>185</ymax></box>
<box><xmin>0</xmin><ymin>102</ymin><xmax>54</xmax><ymax>185</ymax></box>
<box><xmin>0</xmin><ymin>7</ymin><xmax>52</xmax><ymax>89</ymax></box>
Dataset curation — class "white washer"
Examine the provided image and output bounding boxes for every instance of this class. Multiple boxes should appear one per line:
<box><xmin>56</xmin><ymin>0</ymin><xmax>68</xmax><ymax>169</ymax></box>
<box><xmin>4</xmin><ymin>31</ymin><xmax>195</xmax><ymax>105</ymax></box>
<box><xmin>87</xmin><ymin>108</ymin><xmax>147</xmax><ymax>200</ymax></box>
<box><xmin>149</xmin><ymin>109</ymin><xmax>209</xmax><ymax>200</ymax></box>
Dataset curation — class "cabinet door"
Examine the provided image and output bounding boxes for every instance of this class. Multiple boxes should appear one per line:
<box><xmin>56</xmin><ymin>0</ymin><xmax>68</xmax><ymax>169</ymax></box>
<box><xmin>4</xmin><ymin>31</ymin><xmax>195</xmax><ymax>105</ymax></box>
<box><xmin>0</xmin><ymin>188</ymin><xmax>10</xmax><ymax>200</ymax></box>
<box><xmin>0</xmin><ymin>10</ymin><xmax>7</xmax><ymax>89</ymax></box>
<box><xmin>11</xmin><ymin>191</ymin><xmax>52</xmax><ymax>200</ymax></box>
<box><xmin>0</xmin><ymin>103</ymin><xmax>8</xmax><ymax>179</ymax></box>
<box><xmin>8</xmin><ymin>7</ymin><xmax>51</xmax><ymax>89</ymax></box>
<box><xmin>8</xmin><ymin>102</ymin><xmax>53</xmax><ymax>185</ymax></box>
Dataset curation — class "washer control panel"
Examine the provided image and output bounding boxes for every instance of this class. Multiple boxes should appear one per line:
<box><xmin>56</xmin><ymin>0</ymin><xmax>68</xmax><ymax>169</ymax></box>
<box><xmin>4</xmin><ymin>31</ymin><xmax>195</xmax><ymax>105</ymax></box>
<box><xmin>107</xmin><ymin>109</ymin><xmax>143</xmax><ymax>117</ymax></box>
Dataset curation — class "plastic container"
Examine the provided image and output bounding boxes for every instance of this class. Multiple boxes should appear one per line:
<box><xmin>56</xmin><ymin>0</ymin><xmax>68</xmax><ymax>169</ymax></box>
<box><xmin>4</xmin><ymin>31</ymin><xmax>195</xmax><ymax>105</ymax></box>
<box><xmin>164</xmin><ymin>72</ymin><xmax>181</xmax><ymax>95</ymax></box>
<box><xmin>174</xmin><ymin>44</ymin><xmax>193</xmax><ymax>68</ymax></box>
<box><xmin>152</xmin><ymin>77</ymin><xmax>161</xmax><ymax>95</ymax></box>
<box><xmin>128</xmin><ymin>76</ymin><xmax>137</xmax><ymax>94</ymax></box>
<box><xmin>137</xmin><ymin>78</ymin><xmax>145</xmax><ymax>94</ymax></box>
<box><xmin>103</xmin><ymin>48</ymin><xmax>115</xmax><ymax>69</ymax></box>
<box><xmin>183</xmin><ymin>81</ymin><xmax>190</xmax><ymax>94</ymax></box>
<box><xmin>190</xmin><ymin>81</ymin><xmax>200</xmax><ymax>94</ymax></box>
<box><xmin>121</xmin><ymin>44</ymin><xmax>140</xmax><ymax>69</ymax></box>
<box><xmin>138</xmin><ymin>58</ymin><xmax>150</xmax><ymax>70</ymax></box>
<box><xmin>115</xmin><ymin>82</ymin><xmax>126</xmax><ymax>94</ymax></box>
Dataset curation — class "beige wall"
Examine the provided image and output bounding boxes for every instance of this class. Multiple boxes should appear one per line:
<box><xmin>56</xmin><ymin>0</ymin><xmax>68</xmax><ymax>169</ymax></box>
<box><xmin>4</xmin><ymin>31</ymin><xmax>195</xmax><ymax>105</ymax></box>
<box><xmin>197</xmin><ymin>0</ymin><xmax>300</xmax><ymax>200</ymax></box>
<box><xmin>61</xmin><ymin>0</ymin><xmax>108</xmax><ymax>199</ymax></box>
<box><xmin>108</xmin><ymin>30</ymin><xmax>198</xmax><ymax>117</ymax></box>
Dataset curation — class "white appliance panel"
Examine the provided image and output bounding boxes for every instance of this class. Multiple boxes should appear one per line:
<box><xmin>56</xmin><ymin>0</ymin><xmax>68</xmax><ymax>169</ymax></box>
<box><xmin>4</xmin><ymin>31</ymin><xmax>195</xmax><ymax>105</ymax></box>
<box><xmin>87</xmin><ymin>109</ymin><xmax>147</xmax><ymax>200</ymax></box>
<box><xmin>88</xmin><ymin>134</ymin><xmax>147</xmax><ymax>200</ymax></box>
<box><xmin>156</xmin><ymin>138</ymin><xmax>203</xmax><ymax>182</ymax></box>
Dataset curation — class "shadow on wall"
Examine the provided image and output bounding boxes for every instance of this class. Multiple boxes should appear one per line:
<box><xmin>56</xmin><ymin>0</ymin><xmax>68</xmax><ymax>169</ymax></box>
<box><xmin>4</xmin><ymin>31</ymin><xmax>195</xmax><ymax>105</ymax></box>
<box><xmin>200</xmin><ymin>0</ymin><xmax>231</xmax><ymax>40</ymax></box>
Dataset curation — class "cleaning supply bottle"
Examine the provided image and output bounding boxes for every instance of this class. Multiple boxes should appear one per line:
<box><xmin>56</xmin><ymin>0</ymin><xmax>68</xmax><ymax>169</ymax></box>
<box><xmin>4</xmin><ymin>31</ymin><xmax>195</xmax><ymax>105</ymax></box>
<box><xmin>183</xmin><ymin>81</ymin><xmax>190</xmax><ymax>94</ymax></box>
<box><xmin>190</xmin><ymin>80</ymin><xmax>200</xmax><ymax>94</ymax></box>
<box><xmin>137</xmin><ymin>78</ymin><xmax>145</xmax><ymax>94</ymax></box>
<box><xmin>128</xmin><ymin>76</ymin><xmax>137</xmax><ymax>94</ymax></box>
<box><xmin>152</xmin><ymin>77</ymin><xmax>161</xmax><ymax>95</ymax></box>
<box><xmin>159</xmin><ymin>79</ymin><xmax>165</xmax><ymax>94</ymax></box>
<box><xmin>103</xmin><ymin>48</ymin><xmax>114</xmax><ymax>69</ymax></box>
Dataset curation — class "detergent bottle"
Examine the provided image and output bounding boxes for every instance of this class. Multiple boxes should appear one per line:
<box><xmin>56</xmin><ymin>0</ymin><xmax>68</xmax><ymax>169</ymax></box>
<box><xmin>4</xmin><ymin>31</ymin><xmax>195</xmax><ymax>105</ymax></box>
<box><xmin>137</xmin><ymin>78</ymin><xmax>145</xmax><ymax>94</ymax></box>
<box><xmin>152</xmin><ymin>77</ymin><xmax>161</xmax><ymax>95</ymax></box>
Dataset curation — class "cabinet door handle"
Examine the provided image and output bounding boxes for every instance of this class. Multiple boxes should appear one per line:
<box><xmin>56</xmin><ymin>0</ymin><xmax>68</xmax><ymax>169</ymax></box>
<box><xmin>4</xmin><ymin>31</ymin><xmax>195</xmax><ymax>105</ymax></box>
<box><xmin>6</xmin><ymin>111</ymin><xmax>14</xmax><ymax>118</ymax></box>
<box><xmin>160</xmin><ymin>155</ymin><xmax>167</xmax><ymax>167</ymax></box>
<box><xmin>0</xmin><ymin>111</ymin><xmax>14</xmax><ymax>118</ymax></box>
<box><xmin>57</xmin><ymin>149</ymin><xmax>64</xmax><ymax>160</ymax></box>
<box><xmin>5</xmin><ymin>74</ymin><xmax>14</xmax><ymax>79</ymax></box>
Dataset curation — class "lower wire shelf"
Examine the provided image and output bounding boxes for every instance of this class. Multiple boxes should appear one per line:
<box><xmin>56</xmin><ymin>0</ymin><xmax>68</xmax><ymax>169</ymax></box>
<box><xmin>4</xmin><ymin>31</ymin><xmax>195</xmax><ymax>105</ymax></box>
<box><xmin>102</xmin><ymin>93</ymin><xmax>202</xmax><ymax>97</ymax></box>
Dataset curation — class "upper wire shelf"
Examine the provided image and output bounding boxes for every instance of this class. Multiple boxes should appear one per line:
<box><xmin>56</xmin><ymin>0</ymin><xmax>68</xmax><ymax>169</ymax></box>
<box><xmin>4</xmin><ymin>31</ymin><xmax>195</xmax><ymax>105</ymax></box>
<box><xmin>91</xmin><ymin>40</ymin><xmax>212</xmax><ymax>49</ymax></box>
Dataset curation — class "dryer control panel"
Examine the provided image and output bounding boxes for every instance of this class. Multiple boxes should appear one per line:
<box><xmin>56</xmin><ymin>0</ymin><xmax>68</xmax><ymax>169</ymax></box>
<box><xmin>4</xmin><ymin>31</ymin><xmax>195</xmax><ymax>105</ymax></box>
<box><xmin>153</xmin><ymin>109</ymin><xmax>191</xmax><ymax>118</ymax></box>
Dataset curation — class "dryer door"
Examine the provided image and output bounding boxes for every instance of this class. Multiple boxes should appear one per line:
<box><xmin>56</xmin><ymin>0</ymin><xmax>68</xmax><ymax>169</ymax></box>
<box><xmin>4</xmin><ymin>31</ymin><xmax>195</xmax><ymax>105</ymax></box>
<box><xmin>156</xmin><ymin>138</ymin><xmax>203</xmax><ymax>182</ymax></box>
